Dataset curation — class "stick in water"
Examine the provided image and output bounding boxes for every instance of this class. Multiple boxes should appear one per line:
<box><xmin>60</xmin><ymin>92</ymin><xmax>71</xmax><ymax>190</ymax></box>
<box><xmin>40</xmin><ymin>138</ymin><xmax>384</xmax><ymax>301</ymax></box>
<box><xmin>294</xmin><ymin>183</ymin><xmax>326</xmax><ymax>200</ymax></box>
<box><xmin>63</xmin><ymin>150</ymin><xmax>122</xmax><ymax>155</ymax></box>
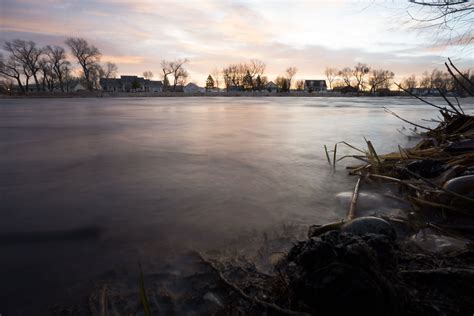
<box><xmin>347</xmin><ymin>176</ymin><xmax>362</xmax><ymax>220</ymax></box>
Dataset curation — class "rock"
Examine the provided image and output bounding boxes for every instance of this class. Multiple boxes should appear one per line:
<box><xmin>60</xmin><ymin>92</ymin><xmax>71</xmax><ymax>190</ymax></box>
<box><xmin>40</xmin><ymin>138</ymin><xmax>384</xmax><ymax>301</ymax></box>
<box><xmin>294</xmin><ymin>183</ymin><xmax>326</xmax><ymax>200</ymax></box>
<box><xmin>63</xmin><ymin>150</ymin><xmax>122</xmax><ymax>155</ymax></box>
<box><xmin>445</xmin><ymin>139</ymin><xmax>474</xmax><ymax>153</ymax></box>
<box><xmin>443</xmin><ymin>175</ymin><xmax>474</xmax><ymax>195</ymax></box>
<box><xmin>341</xmin><ymin>216</ymin><xmax>396</xmax><ymax>240</ymax></box>
<box><xmin>282</xmin><ymin>231</ymin><xmax>406</xmax><ymax>316</ymax></box>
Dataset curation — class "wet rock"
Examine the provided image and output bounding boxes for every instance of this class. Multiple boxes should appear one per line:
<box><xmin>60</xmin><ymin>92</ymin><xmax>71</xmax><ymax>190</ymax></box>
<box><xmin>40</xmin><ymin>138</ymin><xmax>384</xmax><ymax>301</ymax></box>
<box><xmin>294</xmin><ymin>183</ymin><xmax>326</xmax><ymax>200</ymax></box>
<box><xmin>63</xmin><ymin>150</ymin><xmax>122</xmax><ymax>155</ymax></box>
<box><xmin>445</xmin><ymin>139</ymin><xmax>474</xmax><ymax>153</ymax></box>
<box><xmin>341</xmin><ymin>216</ymin><xmax>396</xmax><ymax>240</ymax></box>
<box><xmin>282</xmin><ymin>231</ymin><xmax>406</xmax><ymax>316</ymax></box>
<box><xmin>443</xmin><ymin>175</ymin><xmax>474</xmax><ymax>195</ymax></box>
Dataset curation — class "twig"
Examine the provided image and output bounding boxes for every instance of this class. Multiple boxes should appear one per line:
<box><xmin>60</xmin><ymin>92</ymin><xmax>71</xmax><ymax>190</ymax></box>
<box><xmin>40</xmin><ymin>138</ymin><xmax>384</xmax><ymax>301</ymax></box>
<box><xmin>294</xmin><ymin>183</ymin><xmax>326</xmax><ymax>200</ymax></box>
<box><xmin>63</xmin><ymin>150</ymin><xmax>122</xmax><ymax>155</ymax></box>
<box><xmin>445</xmin><ymin>61</ymin><xmax>473</xmax><ymax>97</ymax></box>
<box><xmin>448</xmin><ymin>58</ymin><xmax>474</xmax><ymax>87</ymax></box>
<box><xmin>394</xmin><ymin>83</ymin><xmax>457</xmax><ymax>115</ymax></box>
<box><xmin>437</xmin><ymin>88</ymin><xmax>463</xmax><ymax>115</ymax></box>
<box><xmin>384</xmin><ymin>107</ymin><xmax>434</xmax><ymax>131</ymax></box>
<box><xmin>324</xmin><ymin>145</ymin><xmax>332</xmax><ymax>169</ymax></box>
<box><xmin>404</xmin><ymin>169</ymin><xmax>474</xmax><ymax>205</ymax></box>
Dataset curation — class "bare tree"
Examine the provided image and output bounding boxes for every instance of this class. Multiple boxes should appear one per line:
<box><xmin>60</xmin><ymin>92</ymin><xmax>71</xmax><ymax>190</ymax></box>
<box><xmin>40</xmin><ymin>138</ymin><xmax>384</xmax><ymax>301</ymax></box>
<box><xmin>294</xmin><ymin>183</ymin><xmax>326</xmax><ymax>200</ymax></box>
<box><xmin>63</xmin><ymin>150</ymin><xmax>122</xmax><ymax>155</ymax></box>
<box><xmin>103</xmin><ymin>62</ymin><xmax>118</xmax><ymax>80</ymax></box>
<box><xmin>65</xmin><ymin>37</ymin><xmax>101</xmax><ymax>90</ymax></box>
<box><xmin>275</xmin><ymin>76</ymin><xmax>290</xmax><ymax>92</ymax></box>
<box><xmin>407</xmin><ymin>1</ymin><xmax>473</xmax><ymax>46</ymax></box>
<box><xmin>4</xmin><ymin>39</ymin><xmax>43</xmax><ymax>91</ymax></box>
<box><xmin>353</xmin><ymin>63</ymin><xmax>370</xmax><ymax>91</ymax></box>
<box><xmin>170</xmin><ymin>58</ymin><xmax>188</xmax><ymax>90</ymax></box>
<box><xmin>160</xmin><ymin>59</ymin><xmax>188</xmax><ymax>90</ymax></box>
<box><xmin>338</xmin><ymin>67</ymin><xmax>354</xmax><ymax>88</ymax></box>
<box><xmin>249</xmin><ymin>59</ymin><xmax>266</xmax><ymax>78</ymax></box>
<box><xmin>0</xmin><ymin>78</ymin><xmax>15</xmax><ymax>93</ymax></box>
<box><xmin>296</xmin><ymin>79</ymin><xmax>305</xmax><ymax>91</ymax></box>
<box><xmin>0</xmin><ymin>53</ymin><xmax>24</xmax><ymax>92</ymax></box>
<box><xmin>44</xmin><ymin>45</ymin><xmax>70</xmax><ymax>92</ymax></box>
<box><xmin>143</xmin><ymin>71</ymin><xmax>153</xmax><ymax>80</ymax></box>
<box><xmin>401</xmin><ymin>74</ymin><xmax>418</xmax><ymax>90</ymax></box>
<box><xmin>368</xmin><ymin>69</ymin><xmax>395</xmax><ymax>94</ymax></box>
<box><xmin>285</xmin><ymin>67</ymin><xmax>297</xmax><ymax>90</ymax></box>
<box><xmin>176</xmin><ymin>67</ymin><xmax>189</xmax><ymax>87</ymax></box>
<box><xmin>38</xmin><ymin>56</ymin><xmax>55</xmax><ymax>91</ymax></box>
<box><xmin>325</xmin><ymin>67</ymin><xmax>338</xmax><ymax>89</ymax></box>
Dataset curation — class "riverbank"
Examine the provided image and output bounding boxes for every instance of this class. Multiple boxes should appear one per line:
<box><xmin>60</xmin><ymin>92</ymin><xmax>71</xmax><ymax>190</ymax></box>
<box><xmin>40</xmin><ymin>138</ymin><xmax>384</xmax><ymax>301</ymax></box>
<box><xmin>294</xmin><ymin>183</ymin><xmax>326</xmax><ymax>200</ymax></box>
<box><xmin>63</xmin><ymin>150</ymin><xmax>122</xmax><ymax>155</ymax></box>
<box><xmin>0</xmin><ymin>90</ymin><xmax>409</xmax><ymax>98</ymax></box>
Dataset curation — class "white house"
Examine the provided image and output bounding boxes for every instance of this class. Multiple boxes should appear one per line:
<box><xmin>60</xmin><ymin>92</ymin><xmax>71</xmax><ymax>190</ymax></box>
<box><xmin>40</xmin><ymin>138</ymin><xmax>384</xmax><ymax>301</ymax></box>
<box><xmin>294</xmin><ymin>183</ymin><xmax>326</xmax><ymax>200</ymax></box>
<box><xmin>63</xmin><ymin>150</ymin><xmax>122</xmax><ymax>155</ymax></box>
<box><xmin>184</xmin><ymin>82</ymin><xmax>205</xmax><ymax>93</ymax></box>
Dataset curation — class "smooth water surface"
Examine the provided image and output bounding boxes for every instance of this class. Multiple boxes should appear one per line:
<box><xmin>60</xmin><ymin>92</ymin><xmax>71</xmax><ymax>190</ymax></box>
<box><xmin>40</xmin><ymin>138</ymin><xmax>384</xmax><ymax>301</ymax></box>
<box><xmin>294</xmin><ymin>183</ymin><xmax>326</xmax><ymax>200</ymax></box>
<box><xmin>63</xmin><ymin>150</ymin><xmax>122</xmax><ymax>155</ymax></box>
<box><xmin>1</xmin><ymin>96</ymin><xmax>473</xmax><ymax>314</ymax></box>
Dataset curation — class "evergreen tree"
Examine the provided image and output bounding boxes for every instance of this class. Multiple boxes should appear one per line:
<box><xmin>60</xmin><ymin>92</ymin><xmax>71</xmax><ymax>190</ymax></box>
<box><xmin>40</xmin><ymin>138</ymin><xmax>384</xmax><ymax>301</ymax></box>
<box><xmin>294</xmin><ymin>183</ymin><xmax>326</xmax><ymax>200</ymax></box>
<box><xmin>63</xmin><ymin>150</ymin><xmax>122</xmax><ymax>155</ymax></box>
<box><xmin>243</xmin><ymin>70</ymin><xmax>253</xmax><ymax>91</ymax></box>
<box><xmin>206</xmin><ymin>74</ymin><xmax>215</xmax><ymax>91</ymax></box>
<box><xmin>255</xmin><ymin>75</ymin><xmax>262</xmax><ymax>91</ymax></box>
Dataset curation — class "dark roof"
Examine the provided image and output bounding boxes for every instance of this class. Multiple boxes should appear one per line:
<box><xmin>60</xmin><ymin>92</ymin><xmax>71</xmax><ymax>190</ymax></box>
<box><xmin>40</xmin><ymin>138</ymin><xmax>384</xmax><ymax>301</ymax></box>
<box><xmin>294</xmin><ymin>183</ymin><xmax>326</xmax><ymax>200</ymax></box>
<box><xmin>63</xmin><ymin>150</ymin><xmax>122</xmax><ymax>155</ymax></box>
<box><xmin>304</xmin><ymin>80</ymin><xmax>327</xmax><ymax>88</ymax></box>
<box><xmin>99</xmin><ymin>76</ymin><xmax>163</xmax><ymax>87</ymax></box>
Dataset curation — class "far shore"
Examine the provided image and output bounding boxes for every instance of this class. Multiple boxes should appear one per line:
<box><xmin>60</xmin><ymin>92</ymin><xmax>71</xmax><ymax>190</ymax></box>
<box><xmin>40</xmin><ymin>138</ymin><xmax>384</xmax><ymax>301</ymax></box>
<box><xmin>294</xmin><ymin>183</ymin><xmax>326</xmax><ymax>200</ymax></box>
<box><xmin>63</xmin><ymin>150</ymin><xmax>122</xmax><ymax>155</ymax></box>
<box><xmin>0</xmin><ymin>91</ymin><xmax>441</xmax><ymax>99</ymax></box>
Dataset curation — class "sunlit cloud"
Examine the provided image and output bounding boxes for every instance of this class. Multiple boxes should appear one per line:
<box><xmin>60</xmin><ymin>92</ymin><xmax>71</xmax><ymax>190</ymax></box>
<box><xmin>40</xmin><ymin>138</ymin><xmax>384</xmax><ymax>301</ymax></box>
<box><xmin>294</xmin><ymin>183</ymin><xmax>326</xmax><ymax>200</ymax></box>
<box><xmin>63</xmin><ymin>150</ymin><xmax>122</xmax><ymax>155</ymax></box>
<box><xmin>0</xmin><ymin>0</ymin><xmax>472</xmax><ymax>85</ymax></box>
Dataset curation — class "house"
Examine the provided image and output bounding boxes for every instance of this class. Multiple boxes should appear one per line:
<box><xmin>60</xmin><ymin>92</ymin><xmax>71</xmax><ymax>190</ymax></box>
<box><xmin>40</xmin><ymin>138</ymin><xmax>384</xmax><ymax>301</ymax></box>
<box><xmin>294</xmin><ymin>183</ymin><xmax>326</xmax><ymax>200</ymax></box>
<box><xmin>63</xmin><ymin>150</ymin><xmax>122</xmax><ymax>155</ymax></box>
<box><xmin>333</xmin><ymin>85</ymin><xmax>359</xmax><ymax>94</ymax></box>
<box><xmin>265</xmin><ymin>81</ymin><xmax>278</xmax><ymax>93</ymax></box>
<box><xmin>99</xmin><ymin>76</ymin><xmax>163</xmax><ymax>92</ymax></box>
<box><xmin>184</xmin><ymin>82</ymin><xmax>205</xmax><ymax>93</ymax></box>
<box><xmin>72</xmin><ymin>82</ymin><xmax>87</xmax><ymax>92</ymax></box>
<box><xmin>304</xmin><ymin>80</ymin><xmax>327</xmax><ymax>92</ymax></box>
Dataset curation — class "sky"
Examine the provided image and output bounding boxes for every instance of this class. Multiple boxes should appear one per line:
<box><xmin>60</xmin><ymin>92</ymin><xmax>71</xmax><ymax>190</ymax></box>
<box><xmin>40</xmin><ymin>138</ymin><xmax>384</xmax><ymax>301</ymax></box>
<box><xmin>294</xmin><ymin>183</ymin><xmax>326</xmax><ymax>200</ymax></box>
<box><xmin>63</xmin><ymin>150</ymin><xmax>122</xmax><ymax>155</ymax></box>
<box><xmin>0</xmin><ymin>0</ymin><xmax>473</xmax><ymax>86</ymax></box>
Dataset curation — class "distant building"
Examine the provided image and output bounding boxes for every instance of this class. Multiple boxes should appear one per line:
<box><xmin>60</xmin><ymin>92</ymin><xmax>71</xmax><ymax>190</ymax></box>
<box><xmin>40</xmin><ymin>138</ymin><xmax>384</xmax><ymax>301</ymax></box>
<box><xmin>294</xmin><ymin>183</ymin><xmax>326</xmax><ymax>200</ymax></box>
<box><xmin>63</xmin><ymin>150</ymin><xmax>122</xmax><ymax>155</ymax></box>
<box><xmin>304</xmin><ymin>80</ymin><xmax>327</xmax><ymax>92</ymax></box>
<box><xmin>265</xmin><ymin>81</ymin><xmax>278</xmax><ymax>93</ymax></box>
<box><xmin>100</xmin><ymin>76</ymin><xmax>163</xmax><ymax>92</ymax></box>
<box><xmin>184</xmin><ymin>82</ymin><xmax>205</xmax><ymax>93</ymax></box>
<box><xmin>333</xmin><ymin>85</ymin><xmax>359</xmax><ymax>94</ymax></box>
<box><xmin>72</xmin><ymin>82</ymin><xmax>87</xmax><ymax>92</ymax></box>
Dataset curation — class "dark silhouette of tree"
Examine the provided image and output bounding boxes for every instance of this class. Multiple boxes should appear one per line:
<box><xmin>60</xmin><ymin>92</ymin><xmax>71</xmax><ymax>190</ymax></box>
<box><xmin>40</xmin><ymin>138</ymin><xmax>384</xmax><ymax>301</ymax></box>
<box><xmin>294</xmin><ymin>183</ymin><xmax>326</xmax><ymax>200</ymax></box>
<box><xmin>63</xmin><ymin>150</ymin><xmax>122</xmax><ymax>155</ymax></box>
<box><xmin>338</xmin><ymin>67</ymin><xmax>354</xmax><ymax>88</ymax></box>
<box><xmin>402</xmin><ymin>75</ymin><xmax>418</xmax><ymax>90</ymax></box>
<box><xmin>407</xmin><ymin>0</ymin><xmax>473</xmax><ymax>46</ymax></box>
<box><xmin>65</xmin><ymin>37</ymin><xmax>101</xmax><ymax>91</ymax></box>
<box><xmin>103</xmin><ymin>62</ymin><xmax>118</xmax><ymax>79</ymax></box>
<box><xmin>255</xmin><ymin>75</ymin><xmax>262</xmax><ymax>91</ymax></box>
<box><xmin>161</xmin><ymin>59</ymin><xmax>188</xmax><ymax>91</ymax></box>
<box><xmin>143</xmin><ymin>71</ymin><xmax>153</xmax><ymax>80</ymax></box>
<box><xmin>325</xmin><ymin>67</ymin><xmax>338</xmax><ymax>89</ymax></box>
<box><xmin>0</xmin><ymin>53</ymin><xmax>24</xmax><ymax>92</ymax></box>
<box><xmin>285</xmin><ymin>67</ymin><xmax>297</xmax><ymax>90</ymax></box>
<box><xmin>275</xmin><ymin>76</ymin><xmax>289</xmax><ymax>92</ymax></box>
<box><xmin>243</xmin><ymin>70</ymin><xmax>253</xmax><ymax>91</ymax></box>
<box><xmin>45</xmin><ymin>45</ymin><xmax>70</xmax><ymax>92</ymax></box>
<box><xmin>296</xmin><ymin>80</ymin><xmax>304</xmax><ymax>91</ymax></box>
<box><xmin>222</xmin><ymin>60</ymin><xmax>266</xmax><ymax>91</ymax></box>
<box><xmin>38</xmin><ymin>56</ymin><xmax>54</xmax><ymax>91</ymax></box>
<box><xmin>3</xmin><ymin>39</ymin><xmax>42</xmax><ymax>91</ymax></box>
<box><xmin>368</xmin><ymin>69</ymin><xmax>394</xmax><ymax>94</ymax></box>
<box><xmin>206</xmin><ymin>74</ymin><xmax>215</xmax><ymax>91</ymax></box>
<box><xmin>353</xmin><ymin>63</ymin><xmax>370</xmax><ymax>91</ymax></box>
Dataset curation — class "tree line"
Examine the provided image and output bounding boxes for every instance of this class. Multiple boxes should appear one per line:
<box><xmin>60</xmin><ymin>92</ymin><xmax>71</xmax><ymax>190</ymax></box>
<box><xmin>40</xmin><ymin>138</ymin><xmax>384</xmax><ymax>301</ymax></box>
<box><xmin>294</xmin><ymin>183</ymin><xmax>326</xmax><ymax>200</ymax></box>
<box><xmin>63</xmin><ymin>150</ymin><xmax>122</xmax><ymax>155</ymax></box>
<box><xmin>324</xmin><ymin>63</ymin><xmax>473</xmax><ymax>95</ymax></box>
<box><xmin>204</xmin><ymin>61</ymin><xmax>299</xmax><ymax>92</ymax></box>
<box><xmin>0</xmin><ymin>38</ymin><xmax>118</xmax><ymax>92</ymax></box>
<box><xmin>2</xmin><ymin>37</ymin><xmax>472</xmax><ymax>95</ymax></box>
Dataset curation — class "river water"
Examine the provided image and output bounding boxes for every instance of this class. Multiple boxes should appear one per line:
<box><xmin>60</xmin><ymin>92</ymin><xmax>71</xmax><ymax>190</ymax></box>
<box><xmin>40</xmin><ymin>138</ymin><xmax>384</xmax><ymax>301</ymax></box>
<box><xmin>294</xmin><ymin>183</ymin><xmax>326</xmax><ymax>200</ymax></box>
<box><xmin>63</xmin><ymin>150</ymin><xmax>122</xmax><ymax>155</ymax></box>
<box><xmin>1</xmin><ymin>96</ymin><xmax>473</xmax><ymax>314</ymax></box>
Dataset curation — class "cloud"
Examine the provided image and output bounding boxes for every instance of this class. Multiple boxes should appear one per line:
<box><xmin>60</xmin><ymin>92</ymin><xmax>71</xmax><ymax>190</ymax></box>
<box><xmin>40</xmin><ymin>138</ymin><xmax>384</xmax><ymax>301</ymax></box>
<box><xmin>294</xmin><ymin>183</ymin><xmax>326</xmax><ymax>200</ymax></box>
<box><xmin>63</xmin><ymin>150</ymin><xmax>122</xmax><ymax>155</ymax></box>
<box><xmin>1</xmin><ymin>0</ymin><xmax>472</xmax><ymax>85</ymax></box>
